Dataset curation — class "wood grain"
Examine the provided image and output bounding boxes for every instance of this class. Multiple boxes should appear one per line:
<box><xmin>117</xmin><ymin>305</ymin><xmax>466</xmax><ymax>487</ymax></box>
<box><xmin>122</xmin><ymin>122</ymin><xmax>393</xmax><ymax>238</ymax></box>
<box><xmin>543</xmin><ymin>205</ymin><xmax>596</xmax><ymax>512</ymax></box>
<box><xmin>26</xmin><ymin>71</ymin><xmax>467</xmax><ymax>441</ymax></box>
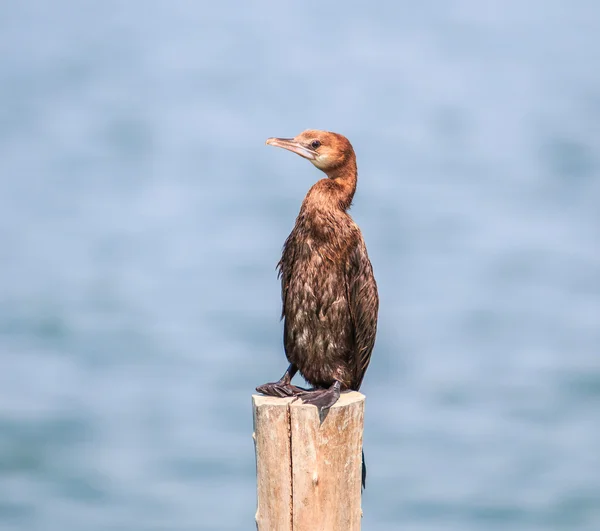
<box><xmin>253</xmin><ymin>392</ymin><xmax>365</xmax><ymax>531</ymax></box>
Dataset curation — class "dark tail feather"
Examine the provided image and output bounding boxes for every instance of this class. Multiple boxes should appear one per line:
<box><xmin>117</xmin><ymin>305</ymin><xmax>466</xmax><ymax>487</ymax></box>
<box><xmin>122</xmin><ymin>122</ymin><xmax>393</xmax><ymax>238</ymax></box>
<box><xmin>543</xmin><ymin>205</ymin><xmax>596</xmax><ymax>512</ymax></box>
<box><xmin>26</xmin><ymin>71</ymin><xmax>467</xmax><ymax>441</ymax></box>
<box><xmin>361</xmin><ymin>448</ymin><xmax>367</xmax><ymax>490</ymax></box>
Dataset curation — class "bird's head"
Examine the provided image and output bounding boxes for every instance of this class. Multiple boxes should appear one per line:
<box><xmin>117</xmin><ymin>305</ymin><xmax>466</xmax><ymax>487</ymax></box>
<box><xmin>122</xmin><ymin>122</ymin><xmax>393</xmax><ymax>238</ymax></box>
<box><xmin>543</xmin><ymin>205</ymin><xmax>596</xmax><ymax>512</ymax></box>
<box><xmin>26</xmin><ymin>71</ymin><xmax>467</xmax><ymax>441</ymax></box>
<box><xmin>266</xmin><ymin>130</ymin><xmax>355</xmax><ymax>177</ymax></box>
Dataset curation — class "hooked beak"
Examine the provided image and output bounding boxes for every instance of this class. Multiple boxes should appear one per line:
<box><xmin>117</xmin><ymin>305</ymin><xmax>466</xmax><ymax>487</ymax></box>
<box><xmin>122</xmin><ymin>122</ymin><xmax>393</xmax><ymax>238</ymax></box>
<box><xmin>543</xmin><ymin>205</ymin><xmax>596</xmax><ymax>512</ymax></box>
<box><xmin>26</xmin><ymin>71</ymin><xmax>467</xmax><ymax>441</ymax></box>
<box><xmin>265</xmin><ymin>137</ymin><xmax>317</xmax><ymax>161</ymax></box>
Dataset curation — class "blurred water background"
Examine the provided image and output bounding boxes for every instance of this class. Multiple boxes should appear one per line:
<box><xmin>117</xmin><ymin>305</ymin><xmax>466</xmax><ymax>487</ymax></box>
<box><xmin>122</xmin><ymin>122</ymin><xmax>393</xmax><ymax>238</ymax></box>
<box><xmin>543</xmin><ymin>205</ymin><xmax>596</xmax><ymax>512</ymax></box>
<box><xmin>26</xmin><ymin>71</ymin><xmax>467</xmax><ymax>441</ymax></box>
<box><xmin>1</xmin><ymin>1</ymin><xmax>599</xmax><ymax>530</ymax></box>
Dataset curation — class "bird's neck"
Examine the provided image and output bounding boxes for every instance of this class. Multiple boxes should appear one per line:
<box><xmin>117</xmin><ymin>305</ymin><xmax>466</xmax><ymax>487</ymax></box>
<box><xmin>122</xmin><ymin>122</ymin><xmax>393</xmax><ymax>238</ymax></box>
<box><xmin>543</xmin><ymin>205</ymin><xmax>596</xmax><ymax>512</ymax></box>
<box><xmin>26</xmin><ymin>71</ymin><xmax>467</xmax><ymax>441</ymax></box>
<box><xmin>300</xmin><ymin>158</ymin><xmax>358</xmax><ymax>220</ymax></box>
<box><xmin>324</xmin><ymin>158</ymin><xmax>357</xmax><ymax>211</ymax></box>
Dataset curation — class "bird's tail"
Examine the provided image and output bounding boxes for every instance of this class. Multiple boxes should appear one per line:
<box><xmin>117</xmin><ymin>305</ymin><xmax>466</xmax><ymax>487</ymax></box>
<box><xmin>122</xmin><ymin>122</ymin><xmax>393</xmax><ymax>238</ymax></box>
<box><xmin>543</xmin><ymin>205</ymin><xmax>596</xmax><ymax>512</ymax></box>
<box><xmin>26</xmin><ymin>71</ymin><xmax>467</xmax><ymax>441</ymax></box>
<box><xmin>361</xmin><ymin>448</ymin><xmax>367</xmax><ymax>490</ymax></box>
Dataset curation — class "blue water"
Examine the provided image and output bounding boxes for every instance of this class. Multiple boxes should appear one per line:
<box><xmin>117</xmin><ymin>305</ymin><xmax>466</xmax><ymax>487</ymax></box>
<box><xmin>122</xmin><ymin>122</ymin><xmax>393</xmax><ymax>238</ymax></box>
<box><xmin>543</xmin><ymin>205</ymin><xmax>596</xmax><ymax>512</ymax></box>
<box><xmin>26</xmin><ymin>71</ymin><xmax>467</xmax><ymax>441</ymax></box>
<box><xmin>1</xmin><ymin>1</ymin><xmax>599</xmax><ymax>530</ymax></box>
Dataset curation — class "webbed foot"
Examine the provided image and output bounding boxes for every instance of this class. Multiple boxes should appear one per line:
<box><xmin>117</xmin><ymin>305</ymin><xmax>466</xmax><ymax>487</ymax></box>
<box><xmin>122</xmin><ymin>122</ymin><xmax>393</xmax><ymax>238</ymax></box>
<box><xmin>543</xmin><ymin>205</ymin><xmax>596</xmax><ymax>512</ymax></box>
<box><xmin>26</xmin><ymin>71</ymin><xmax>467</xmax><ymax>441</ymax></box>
<box><xmin>256</xmin><ymin>364</ymin><xmax>306</xmax><ymax>398</ymax></box>
<box><xmin>295</xmin><ymin>380</ymin><xmax>342</xmax><ymax>423</ymax></box>
<box><xmin>256</xmin><ymin>381</ymin><xmax>306</xmax><ymax>397</ymax></box>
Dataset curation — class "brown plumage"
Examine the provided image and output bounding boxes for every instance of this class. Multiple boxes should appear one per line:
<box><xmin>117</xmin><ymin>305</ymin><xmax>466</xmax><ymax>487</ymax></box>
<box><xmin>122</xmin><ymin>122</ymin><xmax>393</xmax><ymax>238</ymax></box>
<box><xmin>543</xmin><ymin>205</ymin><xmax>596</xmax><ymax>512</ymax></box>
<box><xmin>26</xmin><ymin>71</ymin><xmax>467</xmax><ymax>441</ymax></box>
<box><xmin>257</xmin><ymin>129</ymin><xmax>379</xmax><ymax>406</ymax></box>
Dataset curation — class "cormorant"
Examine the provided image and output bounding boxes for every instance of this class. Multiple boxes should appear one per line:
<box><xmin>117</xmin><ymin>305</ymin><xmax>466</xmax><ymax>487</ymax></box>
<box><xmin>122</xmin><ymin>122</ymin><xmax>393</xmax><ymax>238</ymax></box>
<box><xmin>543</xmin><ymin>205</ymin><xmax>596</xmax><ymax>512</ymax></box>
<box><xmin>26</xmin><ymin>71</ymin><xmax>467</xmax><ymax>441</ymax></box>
<box><xmin>257</xmin><ymin>130</ymin><xmax>379</xmax><ymax>421</ymax></box>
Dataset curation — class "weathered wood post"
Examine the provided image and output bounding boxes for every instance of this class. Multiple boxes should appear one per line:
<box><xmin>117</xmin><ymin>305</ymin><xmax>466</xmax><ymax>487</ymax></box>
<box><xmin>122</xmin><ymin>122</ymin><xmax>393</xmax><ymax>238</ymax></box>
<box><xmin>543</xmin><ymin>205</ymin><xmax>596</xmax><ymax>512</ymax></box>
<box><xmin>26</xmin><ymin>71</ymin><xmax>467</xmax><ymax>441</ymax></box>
<box><xmin>252</xmin><ymin>392</ymin><xmax>365</xmax><ymax>531</ymax></box>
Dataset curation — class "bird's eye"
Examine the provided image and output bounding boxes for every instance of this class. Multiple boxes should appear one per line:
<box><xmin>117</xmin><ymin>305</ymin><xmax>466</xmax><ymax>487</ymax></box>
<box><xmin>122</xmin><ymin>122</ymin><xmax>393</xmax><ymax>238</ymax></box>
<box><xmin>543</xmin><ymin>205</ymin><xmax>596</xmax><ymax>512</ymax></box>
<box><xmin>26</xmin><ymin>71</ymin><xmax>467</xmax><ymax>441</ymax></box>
<box><xmin>311</xmin><ymin>140</ymin><xmax>321</xmax><ymax>149</ymax></box>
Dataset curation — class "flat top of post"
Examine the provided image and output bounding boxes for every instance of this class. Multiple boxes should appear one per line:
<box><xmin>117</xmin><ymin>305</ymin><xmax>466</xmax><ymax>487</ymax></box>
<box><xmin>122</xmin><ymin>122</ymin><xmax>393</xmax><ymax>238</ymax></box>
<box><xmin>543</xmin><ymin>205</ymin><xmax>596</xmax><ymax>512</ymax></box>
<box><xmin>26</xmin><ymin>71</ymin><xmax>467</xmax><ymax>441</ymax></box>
<box><xmin>252</xmin><ymin>391</ymin><xmax>365</xmax><ymax>409</ymax></box>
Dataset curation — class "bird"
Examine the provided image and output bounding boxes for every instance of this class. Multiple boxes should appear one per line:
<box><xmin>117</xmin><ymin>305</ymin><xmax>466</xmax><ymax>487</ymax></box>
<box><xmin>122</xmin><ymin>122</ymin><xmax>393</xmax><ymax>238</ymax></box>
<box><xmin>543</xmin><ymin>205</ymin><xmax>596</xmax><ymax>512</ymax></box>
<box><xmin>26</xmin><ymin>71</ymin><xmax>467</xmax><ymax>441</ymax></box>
<box><xmin>256</xmin><ymin>130</ymin><xmax>379</xmax><ymax>422</ymax></box>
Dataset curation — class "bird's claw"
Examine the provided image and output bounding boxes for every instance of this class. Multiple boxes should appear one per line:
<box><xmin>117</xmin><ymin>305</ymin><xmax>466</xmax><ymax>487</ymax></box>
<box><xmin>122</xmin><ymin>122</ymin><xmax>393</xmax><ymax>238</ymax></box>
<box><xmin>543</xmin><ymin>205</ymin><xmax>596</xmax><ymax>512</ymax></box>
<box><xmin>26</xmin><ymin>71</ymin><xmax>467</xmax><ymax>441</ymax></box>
<box><xmin>256</xmin><ymin>382</ymin><xmax>307</xmax><ymax>398</ymax></box>
<box><xmin>294</xmin><ymin>382</ymin><xmax>342</xmax><ymax>423</ymax></box>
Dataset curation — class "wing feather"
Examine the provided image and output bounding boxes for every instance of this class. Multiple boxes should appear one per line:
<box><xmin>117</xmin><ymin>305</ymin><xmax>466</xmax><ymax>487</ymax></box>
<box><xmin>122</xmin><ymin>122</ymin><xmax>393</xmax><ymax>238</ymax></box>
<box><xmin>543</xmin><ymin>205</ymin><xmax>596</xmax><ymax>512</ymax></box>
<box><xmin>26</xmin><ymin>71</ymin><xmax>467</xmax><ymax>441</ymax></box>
<box><xmin>346</xmin><ymin>239</ymin><xmax>379</xmax><ymax>390</ymax></box>
<box><xmin>278</xmin><ymin>231</ymin><xmax>296</xmax><ymax>319</ymax></box>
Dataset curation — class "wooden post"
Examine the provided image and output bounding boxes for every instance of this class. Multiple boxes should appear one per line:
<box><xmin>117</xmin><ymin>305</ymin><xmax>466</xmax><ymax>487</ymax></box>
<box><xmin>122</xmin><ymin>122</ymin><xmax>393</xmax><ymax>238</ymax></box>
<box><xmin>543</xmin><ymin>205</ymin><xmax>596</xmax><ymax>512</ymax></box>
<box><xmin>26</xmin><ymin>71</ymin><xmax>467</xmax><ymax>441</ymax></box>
<box><xmin>252</xmin><ymin>392</ymin><xmax>365</xmax><ymax>531</ymax></box>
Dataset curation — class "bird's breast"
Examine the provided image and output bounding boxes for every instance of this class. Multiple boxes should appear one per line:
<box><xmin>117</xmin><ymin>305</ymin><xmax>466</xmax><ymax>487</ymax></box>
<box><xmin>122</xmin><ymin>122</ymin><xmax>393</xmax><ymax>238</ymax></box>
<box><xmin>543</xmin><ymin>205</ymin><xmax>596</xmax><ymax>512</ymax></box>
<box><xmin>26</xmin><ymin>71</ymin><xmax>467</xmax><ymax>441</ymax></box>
<box><xmin>283</xmin><ymin>238</ymin><xmax>355</xmax><ymax>387</ymax></box>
